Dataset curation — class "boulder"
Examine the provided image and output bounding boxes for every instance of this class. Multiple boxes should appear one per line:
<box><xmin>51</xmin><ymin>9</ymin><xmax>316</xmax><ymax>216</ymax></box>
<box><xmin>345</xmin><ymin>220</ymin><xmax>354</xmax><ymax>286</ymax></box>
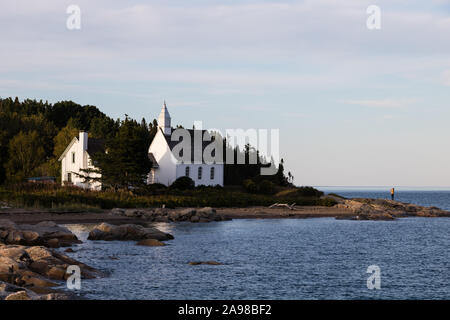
<box><xmin>87</xmin><ymin>223</ymin><xmax>173</xmax><ymax>241</ymax></box>
<box><xmin>110</xmin><ymin>208</ymin><xmax>126</xmax><ymax>216</ymax></box>
<box><xmin>136</xmin><ymin>239</ymin><xmax>166</xmax><ymax>246</ymax></box>
<box><xmin>196</xmin><ymin>207</ymin><xmax>216</xmax><ymax>218</ymax></box>
<box><xmin>0</xmin><ymin>220</ymin><xmax>81</xmax><ymax>247</ymax></box>
<box><xmin>124</xmin><ymin>209</ymin><xmax>144</xmax><ymax>218</ymax></box>
<box><xmin>0</xmin><ymin>244</ymin><xmax>101</xmax><ymax>300</ymax></box>
<box><xmin>5</xmin><ymin>290</ymin><xmax>31</xmax><ymax>300</ymax></box>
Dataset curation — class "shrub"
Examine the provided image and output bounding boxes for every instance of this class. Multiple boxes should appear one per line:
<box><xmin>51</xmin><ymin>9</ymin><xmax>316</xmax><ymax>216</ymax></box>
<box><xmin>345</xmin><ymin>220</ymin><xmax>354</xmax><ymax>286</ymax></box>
<box><xmin>258</xmin><ymin>180</ymin><xmax>276</xmax><ymax>195</ymax></box>
<box><xmin>170</xmin><ymin>176</ymin><xmax>195</xmax><ymax>190</ymax></box>
<box><xmin>243</xmin><ymin>179</ymin><xmax>258</xmax><ymax>193</ymax></box>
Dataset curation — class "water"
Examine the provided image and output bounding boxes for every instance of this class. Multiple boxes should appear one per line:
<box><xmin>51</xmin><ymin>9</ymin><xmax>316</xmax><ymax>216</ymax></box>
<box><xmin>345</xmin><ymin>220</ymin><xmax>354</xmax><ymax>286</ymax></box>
<box><xmin>62</xmin><ymin>188</ymin><xmax>450</xmax><ymax>300</ymax></box>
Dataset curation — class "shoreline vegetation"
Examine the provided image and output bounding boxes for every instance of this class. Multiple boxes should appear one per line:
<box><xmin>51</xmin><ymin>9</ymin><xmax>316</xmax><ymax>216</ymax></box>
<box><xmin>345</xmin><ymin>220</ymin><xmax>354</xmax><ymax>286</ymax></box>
<box><xmin>0</xmin><ymin>183</ymin><xmax>336</xmax><ymax>211</ymax></box>
<box><xmin>1</xmin><ymin>184</ymin><xmax>449</xmax><ymax>224</ymax></box>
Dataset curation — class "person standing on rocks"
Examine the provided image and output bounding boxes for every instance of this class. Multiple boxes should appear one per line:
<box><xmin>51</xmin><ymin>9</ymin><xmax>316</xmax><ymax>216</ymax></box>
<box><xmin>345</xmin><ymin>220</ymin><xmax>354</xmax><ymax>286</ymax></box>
<box><xmin>390</xmin><ymin>188</ymin><xmax>395</xmax><ymax>200</ymax></box>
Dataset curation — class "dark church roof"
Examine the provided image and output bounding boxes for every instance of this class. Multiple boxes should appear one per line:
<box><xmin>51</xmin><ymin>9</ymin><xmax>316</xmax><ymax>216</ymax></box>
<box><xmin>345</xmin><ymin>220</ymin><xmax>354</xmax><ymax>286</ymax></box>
<box><xmin>161</xmin><ymin>128</ymin><xmax>216</xmax><ymax>162</ymax></box>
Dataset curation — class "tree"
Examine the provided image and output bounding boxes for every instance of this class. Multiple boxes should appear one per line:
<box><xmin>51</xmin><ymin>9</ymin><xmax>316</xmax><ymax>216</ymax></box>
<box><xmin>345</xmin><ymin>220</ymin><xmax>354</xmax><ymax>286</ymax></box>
<box><xmin>53</xmin><ymin>119</ymin><xmax>79</xmax><ymax>159</ymax></box>
<box><xmin>170</xmin><ymin>176</ymin><xmax>195</xmax><ymax>190</ymax></box>
<box><xmin>5</xmin><ymin>131</ymin><xmax>46</xmax><ymax>181</ymax></box>
<box><xmin>83</xmin><ymin>117</ymin><xmax>152</xmax><ymax>190</ymax></box>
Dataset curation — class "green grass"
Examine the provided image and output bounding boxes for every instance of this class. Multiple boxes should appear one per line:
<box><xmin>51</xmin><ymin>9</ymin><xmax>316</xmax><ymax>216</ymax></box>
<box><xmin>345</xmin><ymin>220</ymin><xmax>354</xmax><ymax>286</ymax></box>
<box><xmin>0</xmin><ymin>184</ymin><xmax>336</xmax><ymax>210</ymax></box>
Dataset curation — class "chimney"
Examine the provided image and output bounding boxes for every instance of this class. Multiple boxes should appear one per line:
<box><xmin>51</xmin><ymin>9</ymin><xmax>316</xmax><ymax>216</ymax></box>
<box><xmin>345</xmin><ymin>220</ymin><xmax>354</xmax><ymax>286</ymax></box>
<box><xmin>79</xmin><ymin>131</ymin><xmax>88</xmax><ymax>151</ymax></box>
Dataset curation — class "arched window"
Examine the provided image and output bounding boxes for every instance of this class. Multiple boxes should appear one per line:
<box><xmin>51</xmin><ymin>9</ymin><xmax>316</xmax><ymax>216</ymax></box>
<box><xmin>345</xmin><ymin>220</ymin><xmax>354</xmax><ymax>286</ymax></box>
<box><xmin>185</xmin><ymin>166</ymin><xmax>190</xmax><ymax>177</ymax></box>
<box><xmin>210</xmin><ymin>167</ymin><xmax>215</xmax><ymax>180</ymax></box>
<box><xmin>198</xmin><ymin>167</ymin><xmax>202</xmax><ymax>180</ymax></box>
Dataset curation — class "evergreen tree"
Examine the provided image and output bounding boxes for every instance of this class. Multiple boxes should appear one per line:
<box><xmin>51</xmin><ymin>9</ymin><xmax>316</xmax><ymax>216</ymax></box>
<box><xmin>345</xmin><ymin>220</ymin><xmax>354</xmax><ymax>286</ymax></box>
<box><xmin>83</xmin><ymin>117</ymin><xmax>152</xmax><ymax>190</ymax></box>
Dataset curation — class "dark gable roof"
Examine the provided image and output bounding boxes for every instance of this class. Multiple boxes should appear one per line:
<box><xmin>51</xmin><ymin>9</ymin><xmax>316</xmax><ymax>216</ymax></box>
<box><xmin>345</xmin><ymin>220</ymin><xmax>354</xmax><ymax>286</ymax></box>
<box><xmin>162</xmin><ymin>128</ymin><xmax>215</xmax><ymax>162</ymax></box>
<box><xmin>87</xmin><ymin>138</ymin><xmax>105</xmax><ymax>156</ymax></box>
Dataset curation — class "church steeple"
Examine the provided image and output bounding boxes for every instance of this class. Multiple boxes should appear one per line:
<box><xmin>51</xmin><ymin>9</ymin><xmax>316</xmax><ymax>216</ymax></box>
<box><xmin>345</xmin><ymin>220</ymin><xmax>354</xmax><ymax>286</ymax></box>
<box><xmin>158</xmin><ymin>101</ymin><xmax>171</xmax><ymax>136</ymax></box>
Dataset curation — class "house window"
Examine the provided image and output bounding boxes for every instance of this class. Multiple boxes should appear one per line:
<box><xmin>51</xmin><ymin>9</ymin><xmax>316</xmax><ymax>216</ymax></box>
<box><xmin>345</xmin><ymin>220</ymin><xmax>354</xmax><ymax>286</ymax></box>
<box><xmin>185</xmin><ymin>166</ymin><xmax>190</xmax><ymax>177</ymax></box>
<box><xmin>67</xmin><ymin>173</ymin><xmax>72</xmax><ymax>183</ymax></box>
<box><xmin>72</xmin><ymin>152</ymin><xmax>75</xmax><ymax>164</ymax></box>
<box><xmin>198</xmin><ymin>167</ymin><xmax>202</xmax><ymax>180</ymax></box>
<box><xmin>210</xmin><ymin>167</ymin><xmax>215</xmax><ymax>180</ymax></box>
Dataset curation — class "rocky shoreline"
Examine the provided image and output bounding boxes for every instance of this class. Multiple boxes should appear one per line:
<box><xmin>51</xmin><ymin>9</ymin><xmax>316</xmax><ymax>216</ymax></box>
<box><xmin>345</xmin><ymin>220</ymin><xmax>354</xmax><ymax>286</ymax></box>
<box><xmin>0</xmin><ymin>219</ymin><xmax>174</xmax><ymax>300</ymax></box>
<box><xmin>331</xmin><ymin>197</ymin><xmax>450</xmax><ymax>220</ymax></box>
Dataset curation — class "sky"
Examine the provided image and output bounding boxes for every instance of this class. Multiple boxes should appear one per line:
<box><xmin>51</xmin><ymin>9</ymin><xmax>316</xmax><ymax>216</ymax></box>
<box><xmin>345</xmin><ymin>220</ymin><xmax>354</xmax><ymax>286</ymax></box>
<box><xmin>1</xmin><ymin>0</ymin><xmax>450</xmax><ymax>187</ymax></box>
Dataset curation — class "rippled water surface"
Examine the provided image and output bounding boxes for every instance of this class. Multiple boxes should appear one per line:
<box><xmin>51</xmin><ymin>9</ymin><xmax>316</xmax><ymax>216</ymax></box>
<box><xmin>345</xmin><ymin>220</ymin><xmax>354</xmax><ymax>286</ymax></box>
<box><xmin>65</xmin><ymin>215</ymin><xmax>450</xmax><ymax>300</ymax></box>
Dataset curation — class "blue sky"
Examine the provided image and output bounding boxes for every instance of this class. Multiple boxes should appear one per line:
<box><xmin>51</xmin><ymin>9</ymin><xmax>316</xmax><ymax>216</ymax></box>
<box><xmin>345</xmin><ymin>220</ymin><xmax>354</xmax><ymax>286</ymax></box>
<box><xmin>1</xmin><ymin>0</ymin><xmax>450</xmax><ymax>186</ymax></box>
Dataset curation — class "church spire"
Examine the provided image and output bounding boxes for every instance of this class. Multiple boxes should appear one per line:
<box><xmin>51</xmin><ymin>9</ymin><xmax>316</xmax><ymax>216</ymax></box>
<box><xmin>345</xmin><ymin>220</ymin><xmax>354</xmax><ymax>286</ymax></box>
<box><xmin>158</xmin><ymin>101</ymin><xmax>171</xmax><ymax>135</ymax></box>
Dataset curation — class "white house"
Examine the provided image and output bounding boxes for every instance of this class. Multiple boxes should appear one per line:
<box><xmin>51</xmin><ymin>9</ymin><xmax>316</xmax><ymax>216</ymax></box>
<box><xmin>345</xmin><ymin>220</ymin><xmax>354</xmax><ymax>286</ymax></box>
<box><xmin>147</xmin><ymin>103</ymin><xmax>224</xmax><ymax>187</ymax></box>
<box><xmin>59</xmin><ymin>102</ymin><xmax>224</xmax><ymax>189</ymax></box>
<box><xmin>58</xmin><ymin>131</ymin><xmax>103</xmax><ymax>190</ymax></box>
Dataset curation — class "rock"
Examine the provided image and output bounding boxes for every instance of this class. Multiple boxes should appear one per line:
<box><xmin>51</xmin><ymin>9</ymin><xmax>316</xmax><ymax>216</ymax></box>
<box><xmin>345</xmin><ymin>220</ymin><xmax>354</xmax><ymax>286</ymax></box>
<box><xmin>154</xmin><ymin>216</ymin><xmax>170</xmax><ymax>223</ymax></box>
<box><xmin>190</xmin><ymin>216</ymin><xmax>200</xmax><ymax>223</ymax></box>
<box><xmin>335</xmin><ymin>198</ymin><xmax>450</xmax><ymax>220</ymax></box>
<box><xmin>110</xmin><ymin>208</ymin><xmax>126</xmax><ymax>216</ymax></box>
<box><xmin>38</xmin><ymin>292</ymin><xmax>73</xmax><ymax>300</ymax></box>
<box><xmin>189</xmin><ymin>261</ymin><xmax>223</xmax><ymax>266</ymax></box>
<box><xmin>87</xmin><ymin>223</ymin><xmax>174</xmax><ymax>241</ymax></box>
<box><xmin>136</xmin><ymin>239</ymin><xmax>166</xmax><ymax>246</ymax></box>
<box><xmin>125</xmin><ymin>209</ymin><xmax>144</xmax><ymax>218</ymax></box>
<box><xmin>153</xmin><ymin>208</ymin><xmax>169</xmax><ymax>215</ymax></box>
<box><xmin>197</xmin><ymin>207</ymin><xmax>216</xmax><ymax>218</ymax></box>
<box><xmin>0</xmin><ymin>220</ymin><xmax>81</xmax><ymax>247</ymax></box>
<box><xmin>178</xmin><ymin>209</ymin><xmax>196</xmax><ymax>221</ymax></box>
<box><xmin>46</xmin><ymin>239</ymin><xmax>60</xmax><ymax>248</ymax></box>
<box><xmin>0</xmin><ymin>245</ymin><xmax>101</xmax><ymax>300</ymax></box>
<box><xmin>64</xmin><ymin>248</ymin><xmax>75</xmax><ymax>253</ymax></box>
<box><xmin>47</xmin><ymin>267</ymin><xmax>67</xmax><ymax>280</ymax></box>
<box><xmin>5</xmin><ymin>290</ymin><xmax>31</xmax><ymax>300</ymax></box>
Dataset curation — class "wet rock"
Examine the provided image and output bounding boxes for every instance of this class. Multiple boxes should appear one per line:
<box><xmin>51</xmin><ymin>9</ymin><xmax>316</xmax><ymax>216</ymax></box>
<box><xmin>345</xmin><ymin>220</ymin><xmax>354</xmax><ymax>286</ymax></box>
<box><xmin>190</xmin><ymin>216</ymin><xmax>200</xmax><ymax>223</ymax></box>
<box><xmin>64</xmin><ymin>248</ymin><xmax>75</xmax><ymax>253</ymax></box>
<box><xmin>87</xmin><ymin>223</ymin><xmax>174</xmax><ymax>241</ymax></box>
<box><xmin>136</xmin><ymin>239</ymin><xmax>166</xmax><ymax>246</ymax></box>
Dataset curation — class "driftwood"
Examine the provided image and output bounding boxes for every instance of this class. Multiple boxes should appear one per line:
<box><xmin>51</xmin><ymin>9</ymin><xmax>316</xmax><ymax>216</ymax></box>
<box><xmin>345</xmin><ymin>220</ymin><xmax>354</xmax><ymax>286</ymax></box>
<box><xmin>269</xmin><ymin>203</ymin><xmax>296</xmax><ymax>210</ymax></box>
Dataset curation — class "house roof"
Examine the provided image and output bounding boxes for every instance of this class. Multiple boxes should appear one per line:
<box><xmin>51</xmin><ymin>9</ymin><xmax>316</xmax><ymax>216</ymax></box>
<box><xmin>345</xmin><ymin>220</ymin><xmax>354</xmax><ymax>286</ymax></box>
<box><xmin>161</xmin><ymin>128</ymin><xmax>216</xmax><ymax>162</ymax></box>
<box><xmin>58</xmin><ymin>136</ymin><xmax>105</xmax><ymax>161</ymax></box>
<box><xmin>148</xmin><ymin>153</ymin><xmax>159</xmax><ymax>168</ymax></box>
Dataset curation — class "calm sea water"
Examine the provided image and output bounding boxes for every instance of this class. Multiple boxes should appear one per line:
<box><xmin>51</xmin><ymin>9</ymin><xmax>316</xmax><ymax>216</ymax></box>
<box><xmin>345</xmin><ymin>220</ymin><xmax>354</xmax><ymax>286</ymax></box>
<box><xmin>63</xmin><ymin>188</ymin><xmax>450</xmax><ymax>300</ymax></box>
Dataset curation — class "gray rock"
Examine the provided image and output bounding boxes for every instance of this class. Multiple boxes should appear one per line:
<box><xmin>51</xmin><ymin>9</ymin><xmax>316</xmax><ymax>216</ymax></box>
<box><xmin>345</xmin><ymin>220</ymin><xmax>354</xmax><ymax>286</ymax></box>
<box><xmin>87</xmin><ymin>223</ymin><xmax>173</xmax><ymax>241</ymax></box>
